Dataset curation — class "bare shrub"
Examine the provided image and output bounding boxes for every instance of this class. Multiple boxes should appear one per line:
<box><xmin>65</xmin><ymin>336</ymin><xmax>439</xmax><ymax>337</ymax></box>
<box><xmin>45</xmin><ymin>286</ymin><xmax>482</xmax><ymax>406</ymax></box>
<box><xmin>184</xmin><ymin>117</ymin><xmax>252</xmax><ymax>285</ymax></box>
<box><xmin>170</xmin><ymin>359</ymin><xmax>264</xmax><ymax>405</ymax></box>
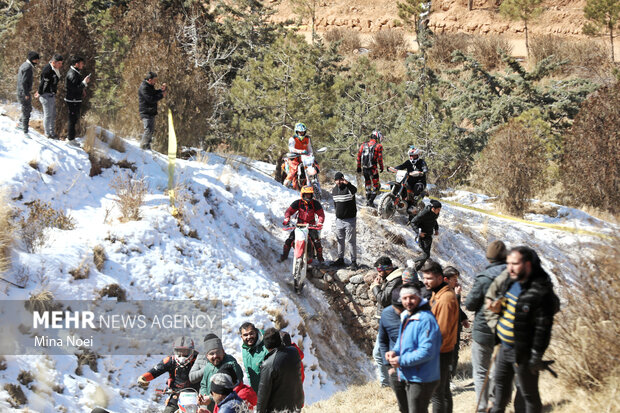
<box><xmin>93</xmin><ymin>245</ymin><xmax>106</xmax><ymax>271</ymax></box>
<box><xmin>19</xmin><ymin>200</ymin><xmax>76</xmax><ymax>253</ymax></box>
<box><xmin>109</xmin><ymin>134</ymin><xmax>126</xmax><ymax>153</ymax></box>
<box><xmin>75</xmin><ymin>348</ymin><xmax>99</xmax><ymax>375</ymax></box>
<box><xmin>28</xmin><ymin>159</ymin><xmax>40</xmax><ymax>171</ymax></box>
<box><xmin>469</xmin><ymin>35</ymin><xmax>512</xmax><ymax>70</ymax></box>
<box><xmin>110</xmin><ymin>172</ymin><xmax>147</xmax><ymax>221</ymax></box>
<box><xmin>549</xmin><ymin>236</ymin><xmax>620</xmax><ymax>391</ymax></box>
<box><xmin>530</xmin><ymin>35</ymin><xmax>610</xmax><ymax>77</ymax></box>
<box><xmin>98</xmin><ymin>283</ymin><xmax>127</xmax><ymax>302</ymax></box>
<box><xmin>3</xmin><ymin>383</ymin><xmax>27</xmax><ymax>407</ymax></box>
<box><xmin>560</xmin><ymin>82</ymin><xmax>619</xmax><ymax>213</ymax></box>
<box><xmin>115</xmin><ymin>159</ymin><xmax>137</xmax><ymax>172</ymax></box>
<box><xmin>472</xmin><ymin>111</ymin><xmax>549</xmax><ymax>215</ymax></box>
<box><xmin>26</xmin><ymin>290</ymin><xmax>57</xmax><ymax>314</ymax></box>
<box><xmin>45</xmin><ymin>163</ymin><xmax>57</xmax><ymax>176</ymax></box>
<box><xmin>82</xmin><ymin>126</ymin><xmax>98</xmax><ymax>155</ymax></box>
<box><xmin>88</xmin><ymin>152</ymin><xmax>115</xmax><ymax>177</ymax></box>
<box><xmin>323</xmin><ymin>28</ymin><xmax>362</xmax><ymax>54</ymax></box>
<box><xmin>0</xmin><ymin>192</ymin><xmax>13</xmax><ymax>273</ymax></box>
<box><xmin>69</xmin><ymin>256</ymin><xmax>90</xmax><ymax>280</ymax></box>
<box><xmin>267</xmin><ymin>308</ymin><xmax>289</xmax><ymax>329</ymax></box>
<box><xmin>428</xmin><ymin>33</ymin><xmax>471</xmax><ymax>66</ymax></box>
<box><xmin>370</xmin><ymin>29</ymin><xmax>407</xmax><ymax>60</ymax></box>
<box><xmin>17</xmin><ymin>370</ymin><xmax>34</xmax><ymax>387</ymax></box>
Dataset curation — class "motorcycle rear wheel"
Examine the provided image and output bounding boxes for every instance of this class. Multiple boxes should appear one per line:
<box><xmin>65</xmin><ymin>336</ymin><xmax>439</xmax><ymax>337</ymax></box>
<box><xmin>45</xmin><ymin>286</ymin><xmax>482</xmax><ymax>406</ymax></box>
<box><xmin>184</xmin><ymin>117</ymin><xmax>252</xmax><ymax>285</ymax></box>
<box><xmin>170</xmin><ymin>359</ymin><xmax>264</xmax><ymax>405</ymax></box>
<box><xmin>379</xmin><ymin>193</ymin><xmax>397</xmax><ymax>219</ymax></box>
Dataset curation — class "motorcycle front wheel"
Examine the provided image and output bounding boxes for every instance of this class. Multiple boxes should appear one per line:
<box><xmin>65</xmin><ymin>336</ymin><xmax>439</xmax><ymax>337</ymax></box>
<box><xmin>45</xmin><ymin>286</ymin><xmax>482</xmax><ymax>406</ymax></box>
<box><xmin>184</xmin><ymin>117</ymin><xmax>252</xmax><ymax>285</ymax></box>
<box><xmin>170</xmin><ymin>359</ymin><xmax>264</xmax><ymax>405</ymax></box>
<box><xmin>379</xmin><ymin>193</ymin><xmax>397</xmax><ymax>219</ymax></box>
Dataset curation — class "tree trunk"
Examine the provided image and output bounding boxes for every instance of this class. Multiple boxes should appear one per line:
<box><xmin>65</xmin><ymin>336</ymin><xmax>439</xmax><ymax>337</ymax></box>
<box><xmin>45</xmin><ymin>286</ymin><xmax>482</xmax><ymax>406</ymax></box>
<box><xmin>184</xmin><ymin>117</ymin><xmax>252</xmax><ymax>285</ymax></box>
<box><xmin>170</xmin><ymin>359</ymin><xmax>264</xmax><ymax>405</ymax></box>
<box><xmin>610</xmin><ymin>23</ymin><xmax>615</xmax><ymax>63</ymax></box>
<box><xmin>524</xmin><ymin>20</ymin><xmax>529</xmax><ymax>58</ymax></box>
<box><xmin>468</xmin><ymin>0</ymin><xmax>473</xmax><ymax>11</ymax></box>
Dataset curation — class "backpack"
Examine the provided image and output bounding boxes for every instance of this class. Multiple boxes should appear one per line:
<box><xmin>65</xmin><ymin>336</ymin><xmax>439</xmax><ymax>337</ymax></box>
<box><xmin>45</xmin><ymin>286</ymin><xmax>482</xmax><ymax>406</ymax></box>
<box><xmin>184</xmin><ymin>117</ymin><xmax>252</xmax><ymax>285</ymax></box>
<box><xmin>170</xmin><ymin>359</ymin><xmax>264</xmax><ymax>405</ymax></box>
<box><xmin>361</xmin><ymin>142</ymin><xmax>376</xmax><ymax>169</ymax></box>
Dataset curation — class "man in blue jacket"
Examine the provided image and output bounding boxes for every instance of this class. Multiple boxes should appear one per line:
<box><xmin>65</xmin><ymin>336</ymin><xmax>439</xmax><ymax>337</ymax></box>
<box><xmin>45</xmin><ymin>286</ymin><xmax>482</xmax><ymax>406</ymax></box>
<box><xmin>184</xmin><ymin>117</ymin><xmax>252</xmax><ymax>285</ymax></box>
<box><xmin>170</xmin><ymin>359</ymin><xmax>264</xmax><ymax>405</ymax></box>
<box><xmin>386</xmin><ymin>283</ymin><xmax>442</xmax><ymax>413</ymax></box>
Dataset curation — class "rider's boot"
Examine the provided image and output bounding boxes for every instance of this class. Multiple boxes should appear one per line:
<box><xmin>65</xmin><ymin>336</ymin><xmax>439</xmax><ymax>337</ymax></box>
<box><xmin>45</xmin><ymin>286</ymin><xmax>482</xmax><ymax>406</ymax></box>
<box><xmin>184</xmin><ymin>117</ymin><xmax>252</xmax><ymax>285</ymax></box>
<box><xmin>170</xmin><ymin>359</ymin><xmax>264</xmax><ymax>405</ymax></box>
<box><xmin>280</xmin><ymin>241</ymin><xmax>292</xmax><ymax>262</ymax></box>
<box><xmin>283</xmin><ymin>179</ymin><xmax>292</xmax><ymax>188</ymax></box>
<box><xmin>314</xmin><ymin>239</ymin><xmax>325</xmax><ymax>264</ymax></box>
<box><xmin>367</xmin><ymin>192</ymin><xmax>377</xmax><ymax>207</ymax></box>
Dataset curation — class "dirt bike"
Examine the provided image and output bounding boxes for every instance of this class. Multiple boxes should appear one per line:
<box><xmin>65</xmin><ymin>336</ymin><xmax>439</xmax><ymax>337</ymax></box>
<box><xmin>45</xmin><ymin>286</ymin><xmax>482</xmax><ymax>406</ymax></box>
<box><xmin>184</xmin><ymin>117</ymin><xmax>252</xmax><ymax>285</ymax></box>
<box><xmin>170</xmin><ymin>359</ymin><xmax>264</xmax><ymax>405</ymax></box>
<box><xmin>283</xmin><ymin>222</ymin><xmax>321</xmax><ymax>294</ymax></box>
<box><xmin>155</xmin><ymin>387</ymin><xmax>199</xmax><ymax>413</ymax></box>
<box><xmin>280</xmin><ymin>147</ymin><xmax>327</xmax><ymax>198</ymax></box>
<box><xmin>378</xmin><ymin>168</ymin><xmax>426</xmax><ymax>222</ymax></box>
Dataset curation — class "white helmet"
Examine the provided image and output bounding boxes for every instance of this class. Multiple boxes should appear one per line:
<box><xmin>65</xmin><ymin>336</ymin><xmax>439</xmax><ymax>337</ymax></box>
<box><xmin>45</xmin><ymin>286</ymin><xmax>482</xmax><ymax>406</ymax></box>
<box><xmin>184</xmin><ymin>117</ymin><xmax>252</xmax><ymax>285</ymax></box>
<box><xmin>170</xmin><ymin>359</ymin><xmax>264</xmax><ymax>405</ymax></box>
<box><xmin>408</xmin><ymin>147</ymin><xmax>421</xmax><ymax>158</ymax></box>
<box><xmin>173</xmin><ymin>336</ymin><xmax>195</xmax><ymax>366</ymax></box>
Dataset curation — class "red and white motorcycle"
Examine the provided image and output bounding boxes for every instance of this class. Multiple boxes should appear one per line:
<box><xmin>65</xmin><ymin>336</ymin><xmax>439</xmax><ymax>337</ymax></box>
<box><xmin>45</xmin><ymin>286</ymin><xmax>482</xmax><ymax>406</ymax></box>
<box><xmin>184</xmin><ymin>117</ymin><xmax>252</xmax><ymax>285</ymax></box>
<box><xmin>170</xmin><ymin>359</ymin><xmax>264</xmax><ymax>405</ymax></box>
<box><xmin>283</xmin><ymin>222</ymin><xmax>321</xmax><ymax>294</ymax></box>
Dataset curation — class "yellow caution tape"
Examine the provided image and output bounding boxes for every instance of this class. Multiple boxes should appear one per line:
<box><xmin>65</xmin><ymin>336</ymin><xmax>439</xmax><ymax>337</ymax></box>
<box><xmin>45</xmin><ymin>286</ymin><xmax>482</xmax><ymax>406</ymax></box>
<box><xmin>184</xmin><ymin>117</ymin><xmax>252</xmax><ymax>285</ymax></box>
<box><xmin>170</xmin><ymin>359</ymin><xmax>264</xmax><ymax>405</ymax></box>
<box><xmin>428</xmin><ymin>196</ymin><xmax>611</xmax><ymax>239</ymax></box>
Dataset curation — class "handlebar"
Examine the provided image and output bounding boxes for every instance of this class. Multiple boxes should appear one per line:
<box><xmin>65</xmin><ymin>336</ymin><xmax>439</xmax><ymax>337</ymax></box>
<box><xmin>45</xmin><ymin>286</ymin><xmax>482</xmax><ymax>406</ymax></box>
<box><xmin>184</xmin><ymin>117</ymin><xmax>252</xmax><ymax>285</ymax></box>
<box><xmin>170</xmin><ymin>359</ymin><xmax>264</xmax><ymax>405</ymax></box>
<box><xmin>282</xmin><ymin>223</ymin><xmax>322</xmax><ymax>231</ymax></box>
<box><xmin>155</xmin><ymin>387</ymin><xmax>198</xmax><ymax>395</ymax></box>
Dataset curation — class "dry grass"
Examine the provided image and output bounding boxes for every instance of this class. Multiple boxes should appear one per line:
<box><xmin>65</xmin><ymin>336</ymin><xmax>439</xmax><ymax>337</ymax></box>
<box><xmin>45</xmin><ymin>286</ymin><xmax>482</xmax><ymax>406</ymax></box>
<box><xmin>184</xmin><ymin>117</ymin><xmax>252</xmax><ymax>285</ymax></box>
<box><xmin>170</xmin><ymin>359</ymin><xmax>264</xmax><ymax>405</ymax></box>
<box><xmin>267</xmin><ymin>308</ymin><xmax>289</xmax><ymax>330</ymax></box>
<box><xmin>26</xmin><ymin>290</ymin><xmax>57</xmax><ymax>315</ymax></box>
<box><xmin>93</xmin><ymin>245</ymin><xmax>106</xmax><ymax>271</ymax></box>
<box><xmin>109</xmin><ymin>172</ymin><xmax>148</xmax><ymax>222</ymax></box>
<box><xmin>0</xmin><ymin>192</ymin><xmax>13</xmax><ymax>274</ymax></box>
<box><xmin>529</xmin><ymin>35</ymin><xmax>611</xmax><ymax>78</ymax></box>
<box><xmin>323</xmin><ymin>28</ymin><xmax>362</xmax><ymax>54</ymax></box>
<box><xmin>469</xmin><ymin>35</ymin><xmax>512</xmax><ymax>70</ymax></box>
<box><xmin>69</xmin><ymin>256</ymin><xmax>90</xmax><ymax>280</ymax></box>
<box><xmin>45</xmin><ymin>163</ymin><xmax>57</xmax><ymax>176</ymax></box>
<box><xmin>428</xmin><ymin>33</ymin><xmax>471</xmax><ymax>67</ymax></box>
<box><xmin>3</xmin><ymin>383</ymin><xmax>27</xmax><ymax>407</ymax></box>
<box><xmin>17</xmin><ymin>370</ymin><xmax>34</xmax><ymax>387</ymax></box>
<box><xmin>28</xmin><ymin>159</ymin><xmax>40</xmax><ymax>171</ymax></box>
<box><xmin>82</xmin><ymin>126</ymin><xmax>98</xmax><ymax>155</ymax></box>
<box><xmin>19</xmin><ymin>200</ymin><xmax>76</xmax><ymax>252</ymax></box>
<box><xmin>75</xmin><ymin>348</ymin><xmax>99</xmax><ymax>375</ymax></box>
<box><xmin>98</xmin><ymin>283</ymin><xmax>127</xmax><ymax>302</ymax></box>
<box><xmin>370</xmin><ymin>29</ymin><xmax>408</xmax><ymax>60</ymax></box>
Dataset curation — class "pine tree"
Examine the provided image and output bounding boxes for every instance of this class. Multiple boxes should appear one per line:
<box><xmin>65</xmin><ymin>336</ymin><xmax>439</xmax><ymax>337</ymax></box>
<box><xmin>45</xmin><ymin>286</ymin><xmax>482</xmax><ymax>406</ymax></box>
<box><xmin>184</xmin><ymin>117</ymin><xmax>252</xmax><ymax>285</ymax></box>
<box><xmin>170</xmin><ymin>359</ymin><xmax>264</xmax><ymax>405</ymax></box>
<box><xmin>396</xmin><ymin>0</ymin><xmax>431</xmax><ymax>51</ymax></box>
<box><xmin>290</xmin><ymin>0</ymin><xmax>319</xmax><ymax>44</ymax></box>
<box><xmin>583</xmin><ymin>0</ymin><xmax>620</xmax><ymax>62</ymax></box>
<box><xmin>499</xmin><ymin>0</ymin><xmax>543</xmax><ymax>58</ymax></box>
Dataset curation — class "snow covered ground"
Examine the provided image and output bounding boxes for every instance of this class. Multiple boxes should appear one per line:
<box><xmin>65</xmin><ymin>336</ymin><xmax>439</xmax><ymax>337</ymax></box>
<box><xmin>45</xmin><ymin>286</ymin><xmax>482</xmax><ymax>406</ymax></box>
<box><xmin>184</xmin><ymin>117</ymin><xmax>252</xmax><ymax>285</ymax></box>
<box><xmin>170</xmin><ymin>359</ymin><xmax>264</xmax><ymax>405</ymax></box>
<box><xmin>0</xmin><ymin>109</ymin><xmax>615</xmax><ymax>412</ymax></box>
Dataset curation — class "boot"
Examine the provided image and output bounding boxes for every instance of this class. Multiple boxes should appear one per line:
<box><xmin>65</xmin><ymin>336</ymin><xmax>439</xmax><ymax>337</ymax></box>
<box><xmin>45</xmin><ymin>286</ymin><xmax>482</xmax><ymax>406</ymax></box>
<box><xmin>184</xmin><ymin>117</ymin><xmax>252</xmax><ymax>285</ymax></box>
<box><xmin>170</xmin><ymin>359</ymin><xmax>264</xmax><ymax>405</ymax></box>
<box><xmin>283</xmin><ymin>179</ymin><xmax>292</xmax><ymax>188</ymax></box>
<box><xmin>332</xmin><ymin>257</ymin><xmax>345</xmax><ymax>267</ymax></box>
<box><xmin>314</xmin><ymin>239</ymin><xmax>324</xmax><ymax>263</ymax></box>
<box><xmin>367</xmin><ymin>192</ymin><xmax>377</xmax><ymax>207</ymax></box>
<box><xmin>280</xmin><ymin>242</ymin><xmax>292</xmax><ymax>262</ymax></box>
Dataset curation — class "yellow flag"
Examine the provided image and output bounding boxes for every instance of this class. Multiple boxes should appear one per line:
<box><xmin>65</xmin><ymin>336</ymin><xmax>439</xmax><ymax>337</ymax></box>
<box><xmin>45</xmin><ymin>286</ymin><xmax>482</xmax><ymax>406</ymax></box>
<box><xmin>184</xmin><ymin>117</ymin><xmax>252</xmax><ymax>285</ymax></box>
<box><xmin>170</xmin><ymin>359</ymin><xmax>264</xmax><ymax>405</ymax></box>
<box><xmin>168</xmin><ymin>109</ymin><xmax>178</xmax><ymax>216</ymax></box>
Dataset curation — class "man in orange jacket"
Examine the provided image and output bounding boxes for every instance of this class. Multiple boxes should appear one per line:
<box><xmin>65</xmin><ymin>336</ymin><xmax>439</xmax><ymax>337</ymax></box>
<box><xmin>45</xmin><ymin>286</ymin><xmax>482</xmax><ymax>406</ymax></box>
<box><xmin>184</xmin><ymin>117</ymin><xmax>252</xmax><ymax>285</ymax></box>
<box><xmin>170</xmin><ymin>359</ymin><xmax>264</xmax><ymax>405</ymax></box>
<box><xmin>422</xmin><ymin>260</ymin><xmax>459</xmax><ymax>413</ymax></box>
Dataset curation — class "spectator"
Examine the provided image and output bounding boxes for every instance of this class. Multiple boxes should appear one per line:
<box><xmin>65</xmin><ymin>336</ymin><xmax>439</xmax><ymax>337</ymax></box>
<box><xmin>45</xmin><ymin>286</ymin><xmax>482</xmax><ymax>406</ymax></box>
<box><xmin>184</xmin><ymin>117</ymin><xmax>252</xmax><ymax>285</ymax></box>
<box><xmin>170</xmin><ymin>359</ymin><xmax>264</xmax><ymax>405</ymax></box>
<box><xmin>138</xmin><ymin>71</ymin><xmax>166</xmax><ymax>150</ymax></box>
<box><xmin>422</xmin><ymin>259</ymin><xmax>459</xmax><ymax>413</ymax></box>
<box><xmin>487</xmin><ymin>247</ymin><xmax>560</xmax><ymax>413</ymax></box>
<box><xmin>410</xmin><ymin>200</ymin><xmax>441</xmax><ymax>270</ymax></box>
<box><xmin>16</xmin><ymin>51</ymin><xmax>39</xmax><ymax>136</ymax></box>
<box><xmin>198</xmin><ymin>334</ymin><xmax>244</xmax><ymax>411</ymax></box>
<box><xmin>331</xmin><ymin>172</ymin><xmax>358</xmax><ymax>269</ymax></box>
<box><xmin>370</xmin><ymin>256</ymin><xmax>404</xmax><ymax>387</ymax></box>
<box><xmin>379</xmin><ymin>286</ymin><xmax>407</xmax><ymax>413</ymax></box>
<box><xmin>280</xmin><ymin>330</ymin><xmax>305</xmax><ymax>383</ymax></box>
<box><xmin>64</xmin><ymin>56</ymin><xmax>91</xmax><ymax>144</ymax></box>
<box><xmin>217</xmin><ymin>365</ymin><xmax>257</xmax><ymax>411</ymax></box>
<box><xmin>37</xmin><ymin>54</ymin><xmax>63</xmax><ymax>139</ymax></box>
<box><xmin>209</xmin><ymin>372</ymin><xmax>244</xmax><ymax>413</ymax></box>
<box><xmin>240</xmin><ymin>322</ymin><xmax>269</xmax><ymax>392</ymax></box>
<box><xmin>465</xmin><ymin>240</ymin><xmax>507</xmax><ymax>413</ymax></box>
<box><xmin>256</xmin><ymin>328</ymin><xmax>304</xmax><ymax>413</ymax></box>
<box><xmin>443</xmin><ymin>265</ymin><xmax>470</xmax><ymax>410</ymax></box>
<box><xmin>385</xmin><ymin>283</ymin><xmax>442</xmax><ymax>412</ymax></box>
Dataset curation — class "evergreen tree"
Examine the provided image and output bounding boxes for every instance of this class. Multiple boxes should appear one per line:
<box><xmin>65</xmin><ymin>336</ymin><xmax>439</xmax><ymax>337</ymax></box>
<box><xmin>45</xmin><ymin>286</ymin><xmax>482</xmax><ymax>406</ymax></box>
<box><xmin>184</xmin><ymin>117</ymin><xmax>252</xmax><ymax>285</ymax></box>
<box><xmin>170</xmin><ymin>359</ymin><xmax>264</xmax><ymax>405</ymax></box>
<box><xmin>290</xmin><ymin>0</ymin><xmax>319</xmax><ymax>44</ymax></box>
<box><xmin>499</xmin><ymin>0</ymin><xmax>543</xmax><ymax>58</ymax></box>
<box><xmin>583</xmin><ymin>0</ymin><xmax>620</xmax><ymax>62</ymax></box>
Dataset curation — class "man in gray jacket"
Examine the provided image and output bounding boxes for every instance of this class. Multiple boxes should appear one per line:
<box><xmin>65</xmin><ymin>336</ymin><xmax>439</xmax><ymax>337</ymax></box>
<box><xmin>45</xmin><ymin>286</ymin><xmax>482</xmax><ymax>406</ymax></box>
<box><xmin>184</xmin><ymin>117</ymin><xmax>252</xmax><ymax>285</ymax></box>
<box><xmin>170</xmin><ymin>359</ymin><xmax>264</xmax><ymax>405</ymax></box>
<box><xmin>464</xmin><ymin>240</ymin><xmax>507</xmax><ymax>412</ymax></box>
<box><xmin>38</xmin><ymin>54</ymin><xmax>63</xmax><ymax>139</ymax></box>
<box><xmin>16</xmin><ymin>51</ymin><xmax>40</xmax><ymax>136</ymax></box>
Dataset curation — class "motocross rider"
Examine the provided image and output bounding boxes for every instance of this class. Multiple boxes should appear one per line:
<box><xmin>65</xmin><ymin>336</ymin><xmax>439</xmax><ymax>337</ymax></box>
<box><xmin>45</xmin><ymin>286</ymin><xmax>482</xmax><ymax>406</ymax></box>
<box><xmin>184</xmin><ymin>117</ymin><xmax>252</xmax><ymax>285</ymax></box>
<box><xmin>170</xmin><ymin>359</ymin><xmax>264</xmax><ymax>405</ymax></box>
<box><xmin>283</xmin><ymin>122</ymin><xmax>314</xmax><ymax>190</ymax></box>
<box><xmin>388</xmin><ymin>146</ymin><xmax>428</xmax><ymax>204</ymax></box>
<box><xmin>356</xmin><ymin>130</ymin><xmax>385</xmax><ymax>207</ymax></box>
<box><xmin>280</xmin><ymin>186</ymin><xmax>325</xmax><ymax>265</ymax></box>
<box><xmin>137</xmin><ymin>336</ymin><xmax>200</xmax><ymax>413</ymax></box>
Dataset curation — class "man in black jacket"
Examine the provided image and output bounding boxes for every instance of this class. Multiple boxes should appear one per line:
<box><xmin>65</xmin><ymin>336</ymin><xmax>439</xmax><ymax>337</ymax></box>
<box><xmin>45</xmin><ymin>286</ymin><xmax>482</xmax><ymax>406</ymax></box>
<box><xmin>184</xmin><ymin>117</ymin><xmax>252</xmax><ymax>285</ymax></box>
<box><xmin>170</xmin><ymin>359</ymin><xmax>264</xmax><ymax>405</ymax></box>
<box><xmin>389</xmin><ymin>147</ymin><xmax>428</xmax><ymax>198</ymax></box>
<box><xmin>410</xmin><ymin>199</ymin><xmax>441</xmax><ymax>270</ymax></box>
<box><xmin>138</xmin><ymin>71</ymin><xmax>167</xmax><ymax>150</ymax></box>
<box><xmin>64</xmin><ymin>56</ymin><xmax>91</xmax><ymax>144</ymax></box>
<box><xmin>331</xmin><ymin>172</ymin><xmax>358</xmax><ymax>269</ymax></box>
<box><xmin>16</xmin><ymin>51</ymin><xmax>39</xmax><ymax>136</ymax></box>
<box><xmin>465</xmin><ymin>240</ymin><xmax>507</xmax><ymax>413</ymax></box>
<box><xmin>38</xmin><ymin>54</ymin><xmax>63</xmax><ymax>139</ymax></box>
<box><xmin>488</xmin><ymin>246</ymin><xmax>560</xmax><ymax>413</ymax></box>
<box><xmin>256</xmin><ymin>328</ymin><xmax>304</xmax><ymax>413</ymax></box>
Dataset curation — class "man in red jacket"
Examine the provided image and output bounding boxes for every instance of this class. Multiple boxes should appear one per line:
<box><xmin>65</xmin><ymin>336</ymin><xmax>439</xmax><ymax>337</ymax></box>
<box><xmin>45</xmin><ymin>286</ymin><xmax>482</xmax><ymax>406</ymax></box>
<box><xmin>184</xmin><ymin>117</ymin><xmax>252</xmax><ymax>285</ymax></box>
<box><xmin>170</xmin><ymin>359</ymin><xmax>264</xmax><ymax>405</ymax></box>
<box><xmin>356</xmin><ymin>130</ymin><xmax>385</xmax><ymax>206</ymax></box>
<box><xmin>280</xmin><ymin>186</ymin><xmax>325</xmax><ymax>265</ymax></box>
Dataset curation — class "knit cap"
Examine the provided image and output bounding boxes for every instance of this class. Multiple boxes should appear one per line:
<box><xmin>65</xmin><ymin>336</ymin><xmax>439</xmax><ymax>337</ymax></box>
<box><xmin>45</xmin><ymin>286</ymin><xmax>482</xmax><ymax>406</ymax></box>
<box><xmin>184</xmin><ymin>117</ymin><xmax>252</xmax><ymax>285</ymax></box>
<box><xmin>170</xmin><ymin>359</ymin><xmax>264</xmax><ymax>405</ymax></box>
<box><xmin>203</xmin><ymin>333</ymin><xmax>223</xmax><ymax>353</ymax></box>
<box><xmin>334</xmin><ymin>172</ymin><xmax>344</xmax><ymax>180</ymax></box>
<box><xmin>486</xmin><ymin>240</ymin><xmax>507</xmax><ymax>263</ymax></box>
<box><xmin>401</xmin><ymin>268</ymin><xmax>417</xmax><ymax>284</ymax></box>
<box><xmin>210</xmin><ymin>372</ymin><xmax>234</xmax><ymax>395</ymax></box>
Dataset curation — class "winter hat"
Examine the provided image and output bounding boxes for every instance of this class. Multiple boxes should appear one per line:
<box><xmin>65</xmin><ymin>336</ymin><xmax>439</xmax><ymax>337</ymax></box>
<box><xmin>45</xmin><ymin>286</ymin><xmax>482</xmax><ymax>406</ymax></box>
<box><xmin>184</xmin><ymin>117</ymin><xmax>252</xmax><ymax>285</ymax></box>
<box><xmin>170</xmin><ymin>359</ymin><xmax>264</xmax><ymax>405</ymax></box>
<box><xmin>401</xmin><ymin>268</ymin><xmax>417</xmax><ymax>284</ymax></box>
<box><xmin>263</xmin><ymin>327</ymin><xmax>282</xmax><ymax>350</ymax></box>
<box><xmin>203</xmin><ymin>333</ymin><xmax>223</xmax><ymax>354</ymax></box>
<box><xmin>145</xmin><ymin>71</ymin><xmax>157</xmax><ymax>80</ymax></box>
<box><xmin>430</xmin><ymin>200</ymin><xmax>442</xmax><ymax>209</ymax></box>
<box><xmin>391</xmin><ymin>286</ymin><xmax>404</xmax><ymax>309</ymax></box>
<box><xmin>217</xmin><ymin>364</ymin><xmax>239</xmax><ymax>385</ymax></box>
<box><xmin>486</xmin><ymin>240</ymin><xmax>507</xmax><ymax>263</ymax></box>
<box><xmin>210</xmin><ymin>373</ymin><xmax>234</xmax><ymax>396</ymax></box>
<box><xmin>400</xmin><ymin>283</ymin><xmax>422</xmax><ymax>298</ymax></box>
<box><xmin>27</xmin><ymin>51</ymin><xmax>40</xmax><ymax>62</ymax></box>
<box><xmin>334</xmin><ymin>172</ymin><xmax>344</xmax><ymax>181</ymax></box>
